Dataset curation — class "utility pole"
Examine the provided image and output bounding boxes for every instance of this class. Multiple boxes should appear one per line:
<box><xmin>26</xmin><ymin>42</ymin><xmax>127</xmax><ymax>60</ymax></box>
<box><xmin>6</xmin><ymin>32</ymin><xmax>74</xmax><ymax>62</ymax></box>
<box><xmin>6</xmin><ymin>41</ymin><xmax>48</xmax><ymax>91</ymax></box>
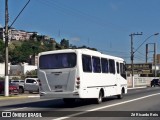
<box><xmin>146</xmin><ymin>43</ymin><xmax>157</xmax><ymax>77</ymax></box>
<box><xmin>130</xmin><ymin>32</ymin><xmax>143</xmax><ymax>88</ymax></box>
<box><xmin>5</xmin><ymin>0</ymin><xmax>9</xmax><ymax>96</ymax></box>
<box><xmin>154</xmin><ymin>43</ymin><xmax>157</xmax><ymax>77</ymax></box>
<box><xmin>4</xmin><ymin>0</ymin><xmax>31</xmax><ymax>96</ymax></box>
<box><xmin>146</xmin><ymin>44</ymin><xmax>148</xmax><ymax>63</ymax></box>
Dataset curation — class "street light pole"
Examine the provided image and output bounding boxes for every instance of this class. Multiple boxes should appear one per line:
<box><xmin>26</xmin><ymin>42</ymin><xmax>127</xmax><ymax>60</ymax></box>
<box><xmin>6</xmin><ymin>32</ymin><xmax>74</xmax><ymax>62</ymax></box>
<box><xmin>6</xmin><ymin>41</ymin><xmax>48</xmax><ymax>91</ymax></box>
<box><xmin>5</xmin><ymin>0</ymin><xmax>9</xmax><ymax>96</ymax></box>
<box><xmin>130</xmin><ymin>32</ymin><xmax>159</xmax><ymax>88</ymax></box>
<box><xmin>130</xmin><ymin>32</ymin><xmax>143</xmax><ymax>88</ymax></box>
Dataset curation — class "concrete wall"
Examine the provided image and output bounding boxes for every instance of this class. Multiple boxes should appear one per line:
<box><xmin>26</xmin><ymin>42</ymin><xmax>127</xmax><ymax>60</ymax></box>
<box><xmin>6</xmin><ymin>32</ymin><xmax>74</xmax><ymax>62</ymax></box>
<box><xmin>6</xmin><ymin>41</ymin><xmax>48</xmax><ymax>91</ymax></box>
<box><xmin>22</xmin><ymin>64</ymin><xmax>37</xmax><ymax>74</ymax></box>
<box><xmin>127</xmin><ymin>77</ymin><xmax>159</xmax><ymax>87</ymax></box>
<box><xmin>0</xmin><ymin>63</ymin><xmax>10</xmax><ymax>77</ymax></box>
<box><xmin>0</xmin><ymin>63</ymin><xmax>37</xmax><ymax>77</ymax></box>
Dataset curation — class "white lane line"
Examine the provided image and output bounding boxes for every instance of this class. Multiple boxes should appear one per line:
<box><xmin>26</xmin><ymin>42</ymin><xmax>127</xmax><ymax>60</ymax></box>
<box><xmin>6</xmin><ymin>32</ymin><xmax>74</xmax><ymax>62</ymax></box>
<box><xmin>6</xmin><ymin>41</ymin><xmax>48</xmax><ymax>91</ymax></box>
<box><xmin>28</xmin><ymin>95</ymin><xmax>40</xmax><ymax>98</ymax></box>
<box><xmin>4</xmin><ymin>107</ymin><xmax>28</xmax><ymax>111</ymax></box>
<box><xmin>53</xmin><ymin>93</ymin><xmax>160</xmax><ymax>120</ymax></box>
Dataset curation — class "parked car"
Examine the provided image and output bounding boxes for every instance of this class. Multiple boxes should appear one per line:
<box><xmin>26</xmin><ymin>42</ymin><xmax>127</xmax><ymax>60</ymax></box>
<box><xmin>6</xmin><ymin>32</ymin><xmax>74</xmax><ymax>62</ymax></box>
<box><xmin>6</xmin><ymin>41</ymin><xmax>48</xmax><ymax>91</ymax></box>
<box><xmin>0</xmin><ymin>81</ymin><xmax>19</xmax><ymax>95</ymax></box>
<box><xmin>10</xmin><ymin>80</ymin><xmax>24</xmax><ymax>93</ymax></box>
<box><xmin>150</xmin><ymin>79</ymin><xmax>160</xmax><ymax>87</ymax></box>
<box><xmin>24</xmin><ymin>78</ymin><xmax>39</xmax><ymax>93</ymax></box>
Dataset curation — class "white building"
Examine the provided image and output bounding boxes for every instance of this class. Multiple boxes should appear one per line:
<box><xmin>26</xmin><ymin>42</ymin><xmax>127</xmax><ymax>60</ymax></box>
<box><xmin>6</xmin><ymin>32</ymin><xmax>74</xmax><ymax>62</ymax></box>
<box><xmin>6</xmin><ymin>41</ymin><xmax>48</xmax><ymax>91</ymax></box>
<box><xmin>0</xmin><ymin>27</ymin><xmax>36</xmax><ymax>41</ymax></box>
<box><xmin>0</xmin><ymin>63</ymin><xmax>37</xmax><ymax>77</ymax></box>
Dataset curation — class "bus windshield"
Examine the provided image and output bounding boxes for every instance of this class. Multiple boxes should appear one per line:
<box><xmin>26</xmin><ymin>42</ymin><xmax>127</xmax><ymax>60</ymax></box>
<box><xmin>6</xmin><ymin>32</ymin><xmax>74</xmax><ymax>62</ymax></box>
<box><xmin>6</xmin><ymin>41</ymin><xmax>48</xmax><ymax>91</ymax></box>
<box><xmin>39</xmin><ymin>53</ymin><xmax>76</xmax><ymax>69</ymax></box>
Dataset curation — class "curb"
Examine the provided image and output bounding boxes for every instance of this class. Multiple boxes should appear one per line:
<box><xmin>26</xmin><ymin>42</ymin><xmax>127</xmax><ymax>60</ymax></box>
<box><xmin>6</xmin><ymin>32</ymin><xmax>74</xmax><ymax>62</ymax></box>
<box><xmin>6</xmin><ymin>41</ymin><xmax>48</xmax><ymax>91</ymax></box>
<box><xmin>0</xmin><ymin>95</ymin><xmax>40</xmax><ymax>100</ymax></box>
<box><xmin>128</xmin><ymin>86</ymin><xmax>147</xmax><ymax>90</ymax></box>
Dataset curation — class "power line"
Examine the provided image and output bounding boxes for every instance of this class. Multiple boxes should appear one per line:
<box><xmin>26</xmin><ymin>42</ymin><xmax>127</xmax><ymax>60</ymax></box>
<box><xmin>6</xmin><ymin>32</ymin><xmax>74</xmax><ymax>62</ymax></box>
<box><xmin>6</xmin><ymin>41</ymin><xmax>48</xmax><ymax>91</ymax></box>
<box><xmin>136</xmin><ymin>50</ymin><xmax>146</xmax><ymax>57</ymax></box>
<box><xmin>9</xmin><ymin>0</ymin><xmax>31</xmax><ymax>28</ymax></box>
<box><xmin>38</xmin><ymin>0</ymin><xmax>130</xmax><ymax>33</ymax></box>
<box><xmin>99</xmin><ymin>49</ymin><xmax>129</xmax><ymax>54</ymax></box>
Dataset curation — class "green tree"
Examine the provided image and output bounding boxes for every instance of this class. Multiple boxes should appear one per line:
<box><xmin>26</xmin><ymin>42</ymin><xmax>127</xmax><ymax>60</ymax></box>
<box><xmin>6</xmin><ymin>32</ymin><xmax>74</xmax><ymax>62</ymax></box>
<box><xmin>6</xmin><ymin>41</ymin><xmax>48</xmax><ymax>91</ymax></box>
<box><xmin>0</xmin><ymin>40</ymin><xmax>5</xmax><ymax>63</ymax></box>
<box><xmin>60</xmin><ymin>39</ymin><xmax>69</xmax><ymax>49</ymax></box>
<box><xmin>9</xmin><ymin>41</ymin><xmax>35</xmax><ymax>64</ymax></box>
<box><xmin>78</xmin><ymin>45</ymin><xmax>97</xmax><ymax>51</ymax></box>
<box><xmin>25</xmin><ymin>70</ymin><xmax>37</xmax><ymax>78</ymax></box>
<box><xmin>9</xmin><ymin>40</ymin><xmax>55</xmax><ymax>64</ymax></box>
<box><xmin>2</xmin><ymin>36</ymin><xmax>98</xmax><ymax>65</ymax></box>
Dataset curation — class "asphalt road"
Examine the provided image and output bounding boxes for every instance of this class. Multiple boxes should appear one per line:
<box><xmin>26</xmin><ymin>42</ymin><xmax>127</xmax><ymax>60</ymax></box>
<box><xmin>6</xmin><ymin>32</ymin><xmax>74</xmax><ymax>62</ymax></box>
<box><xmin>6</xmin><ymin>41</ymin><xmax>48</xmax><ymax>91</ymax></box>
<box><xmin>0</xmin><ymin>87</ymin><xmax>160</xmax><ymax>120</ymax></box>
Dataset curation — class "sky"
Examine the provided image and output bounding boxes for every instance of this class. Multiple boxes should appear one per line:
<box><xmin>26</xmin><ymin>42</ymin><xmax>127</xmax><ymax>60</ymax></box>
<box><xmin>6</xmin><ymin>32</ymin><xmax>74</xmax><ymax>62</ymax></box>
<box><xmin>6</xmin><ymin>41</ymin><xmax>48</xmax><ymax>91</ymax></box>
<box><xmin>0</xmin><ymin>0</ymin><xmax>160</xmax><ymax>63</ymax></box>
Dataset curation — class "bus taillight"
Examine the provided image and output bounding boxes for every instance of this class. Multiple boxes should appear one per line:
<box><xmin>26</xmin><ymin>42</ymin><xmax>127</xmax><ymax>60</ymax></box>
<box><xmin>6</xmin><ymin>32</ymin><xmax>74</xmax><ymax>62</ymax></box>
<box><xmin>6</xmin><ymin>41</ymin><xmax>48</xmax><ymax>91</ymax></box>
<box><xmin>76</xmin><ymin>77</ymin><xmax>80</xmax><ymax>89</ymax></box>
<box><xmin>77</xmin><ymin>77</ymin><xmax>80</xmax><ymax>80</ymax></box>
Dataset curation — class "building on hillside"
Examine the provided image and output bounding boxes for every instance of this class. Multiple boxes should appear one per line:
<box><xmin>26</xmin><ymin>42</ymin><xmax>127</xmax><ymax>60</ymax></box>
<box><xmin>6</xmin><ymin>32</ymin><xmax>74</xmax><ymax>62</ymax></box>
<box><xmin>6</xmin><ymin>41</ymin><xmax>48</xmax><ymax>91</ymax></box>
<box><xmin>0</xmin><ymin>27</ymin><xmax>37</xmax><ymax>41</ymax></box>
<box><xmin>0</xmin><ymin>27</ymin><xmax>12</xmax><ymax>41</ymax></box>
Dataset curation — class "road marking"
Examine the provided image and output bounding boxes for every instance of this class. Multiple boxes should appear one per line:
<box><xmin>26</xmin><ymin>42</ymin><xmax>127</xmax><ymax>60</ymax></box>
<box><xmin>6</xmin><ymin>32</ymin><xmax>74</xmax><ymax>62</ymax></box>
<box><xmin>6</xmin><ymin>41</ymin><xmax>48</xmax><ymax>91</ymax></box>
<box><xmin>4</xmin><ymin>107</ymin><xmax>28</xmax><ymax>111</ymax></box>
<box><xmin>28</xmin><ymin>95</ymin><xmax>40</xmax><ymax>98</ymax></box>
<box><xmin>53</xmin><ymin>93</ymin><xmax>160</xmax><ymax>120</ymax></box>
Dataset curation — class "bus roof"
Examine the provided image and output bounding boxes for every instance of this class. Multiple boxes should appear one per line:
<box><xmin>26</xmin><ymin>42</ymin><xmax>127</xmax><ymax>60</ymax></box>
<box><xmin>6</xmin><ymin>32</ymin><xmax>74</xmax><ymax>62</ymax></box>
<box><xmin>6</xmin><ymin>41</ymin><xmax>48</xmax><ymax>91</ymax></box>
<box><xmin>38</xmin><ymin>49</ymin><xmax>124</xmax><ymax>61</ymax></box>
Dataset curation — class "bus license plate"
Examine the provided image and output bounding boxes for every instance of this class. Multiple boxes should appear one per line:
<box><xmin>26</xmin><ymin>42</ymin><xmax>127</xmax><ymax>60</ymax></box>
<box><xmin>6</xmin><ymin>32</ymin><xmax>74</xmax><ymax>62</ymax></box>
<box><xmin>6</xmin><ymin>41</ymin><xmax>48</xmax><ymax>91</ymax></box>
<box><xmin>55</xmin><ymin>85</ymin><xmax>62</xmax><ymax>89</ymax></box>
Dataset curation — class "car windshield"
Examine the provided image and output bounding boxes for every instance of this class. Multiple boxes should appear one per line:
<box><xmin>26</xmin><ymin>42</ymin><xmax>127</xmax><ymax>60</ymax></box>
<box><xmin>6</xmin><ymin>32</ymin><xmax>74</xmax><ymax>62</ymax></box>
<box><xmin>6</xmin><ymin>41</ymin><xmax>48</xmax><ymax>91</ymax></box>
<box><xmin>39</xmin><ymin>53</ymin><xmax>76</xmax><ymax>69</ymax></box>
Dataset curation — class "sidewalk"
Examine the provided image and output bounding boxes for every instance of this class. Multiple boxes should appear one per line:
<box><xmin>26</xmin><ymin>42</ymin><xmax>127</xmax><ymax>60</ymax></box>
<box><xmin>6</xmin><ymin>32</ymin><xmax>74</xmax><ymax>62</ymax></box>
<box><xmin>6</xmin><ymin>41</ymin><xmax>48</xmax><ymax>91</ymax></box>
<box><xmin>0</xmin><ymin>93</ymin><xmax>40</xmax><ymax>100</ymax></box>
<box><xmin>128</xmin><ymin>86</ymin><xmax>148</xmax><ymax>90</ymax></box>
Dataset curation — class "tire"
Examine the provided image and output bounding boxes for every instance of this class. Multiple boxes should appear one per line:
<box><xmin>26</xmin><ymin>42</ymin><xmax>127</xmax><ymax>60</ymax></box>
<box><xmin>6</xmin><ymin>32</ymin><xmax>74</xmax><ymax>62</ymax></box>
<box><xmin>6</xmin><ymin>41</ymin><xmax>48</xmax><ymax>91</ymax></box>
<box><xmin>95</xmin><ymin>91</ymin><xmax>103</xmax><ymax>104</ymax></box>
<box><xmin>117</xmin><ymin>89</ymin><xmax>124</xmax><ymax>99</ymax></box>
<box><xmin>29</xmin><ymin>91</ymin><xmax>33</xmax><ymax>94</ymax></box>
<box><xmin>19</xmin><ymin>87</ymin><xmax>24</xmax><ymax>94</ymax></box>
<box><xmin>37</xmin><ymin>88</ymin><xmax>39</xmax><ymax>93</ymax></box>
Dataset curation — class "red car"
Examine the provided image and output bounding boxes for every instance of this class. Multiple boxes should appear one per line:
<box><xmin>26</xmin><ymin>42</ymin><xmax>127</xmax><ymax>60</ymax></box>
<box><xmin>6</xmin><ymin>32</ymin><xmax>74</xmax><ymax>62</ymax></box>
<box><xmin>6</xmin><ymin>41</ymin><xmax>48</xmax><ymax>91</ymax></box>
<box><xmin>0</xmin><ymin>81</ymin><xmax>19</xmax><ymax>95</ymax></box>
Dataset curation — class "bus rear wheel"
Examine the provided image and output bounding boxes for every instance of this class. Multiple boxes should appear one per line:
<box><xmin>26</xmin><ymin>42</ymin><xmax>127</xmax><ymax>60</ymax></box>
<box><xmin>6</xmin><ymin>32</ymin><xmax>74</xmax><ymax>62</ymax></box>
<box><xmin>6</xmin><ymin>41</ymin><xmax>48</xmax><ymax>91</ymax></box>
<box><xmin>95</xmin><ymin>91</ymin><xmax>103</xmax><ymax>104</ymax></box>
<box><xmin>117</xmin><ymin>89</ymin><xmax>124</xmax><ymax>99</ymax></box>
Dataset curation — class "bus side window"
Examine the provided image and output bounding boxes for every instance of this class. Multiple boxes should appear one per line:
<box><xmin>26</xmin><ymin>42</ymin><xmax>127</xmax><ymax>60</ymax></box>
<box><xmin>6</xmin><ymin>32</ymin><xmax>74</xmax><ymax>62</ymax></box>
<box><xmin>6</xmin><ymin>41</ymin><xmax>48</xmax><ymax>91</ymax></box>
<box><xmin>101</xmin><ymin>58</ymin><xmax>109</xmax><ymax>73</ymax></box>
<box><xmin>82</xmin><ymin>55</ymin><xmax>92</xmax><ymax>72</ymax></box>
<box><xmin>109</xmin><ymin>59</ymin><xmax>115</xmax><ymax>74</ymax></box>
<box><xmin>92</xmin><ymin>57</ymin><xmax>101</xmax><ymax>73</ymax></box>
<box><xmin>120</xmin><ymin>63</ymin><xmax>126</xmax><ymax>79</ymax></box>
<box><xmin>116</xmin><ymin>62</ymin><xmax>120</xmax><ymax>74</ymax></box>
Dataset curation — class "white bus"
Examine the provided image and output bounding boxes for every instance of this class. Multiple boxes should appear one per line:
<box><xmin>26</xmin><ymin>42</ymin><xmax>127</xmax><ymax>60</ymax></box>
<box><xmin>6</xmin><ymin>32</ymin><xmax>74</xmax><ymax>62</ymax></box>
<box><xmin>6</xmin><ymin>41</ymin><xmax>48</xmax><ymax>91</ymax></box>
<box><xmin>38</xmin><ymin>49</ymin><xmax>127</xmax><ymax>104</ymax></box>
